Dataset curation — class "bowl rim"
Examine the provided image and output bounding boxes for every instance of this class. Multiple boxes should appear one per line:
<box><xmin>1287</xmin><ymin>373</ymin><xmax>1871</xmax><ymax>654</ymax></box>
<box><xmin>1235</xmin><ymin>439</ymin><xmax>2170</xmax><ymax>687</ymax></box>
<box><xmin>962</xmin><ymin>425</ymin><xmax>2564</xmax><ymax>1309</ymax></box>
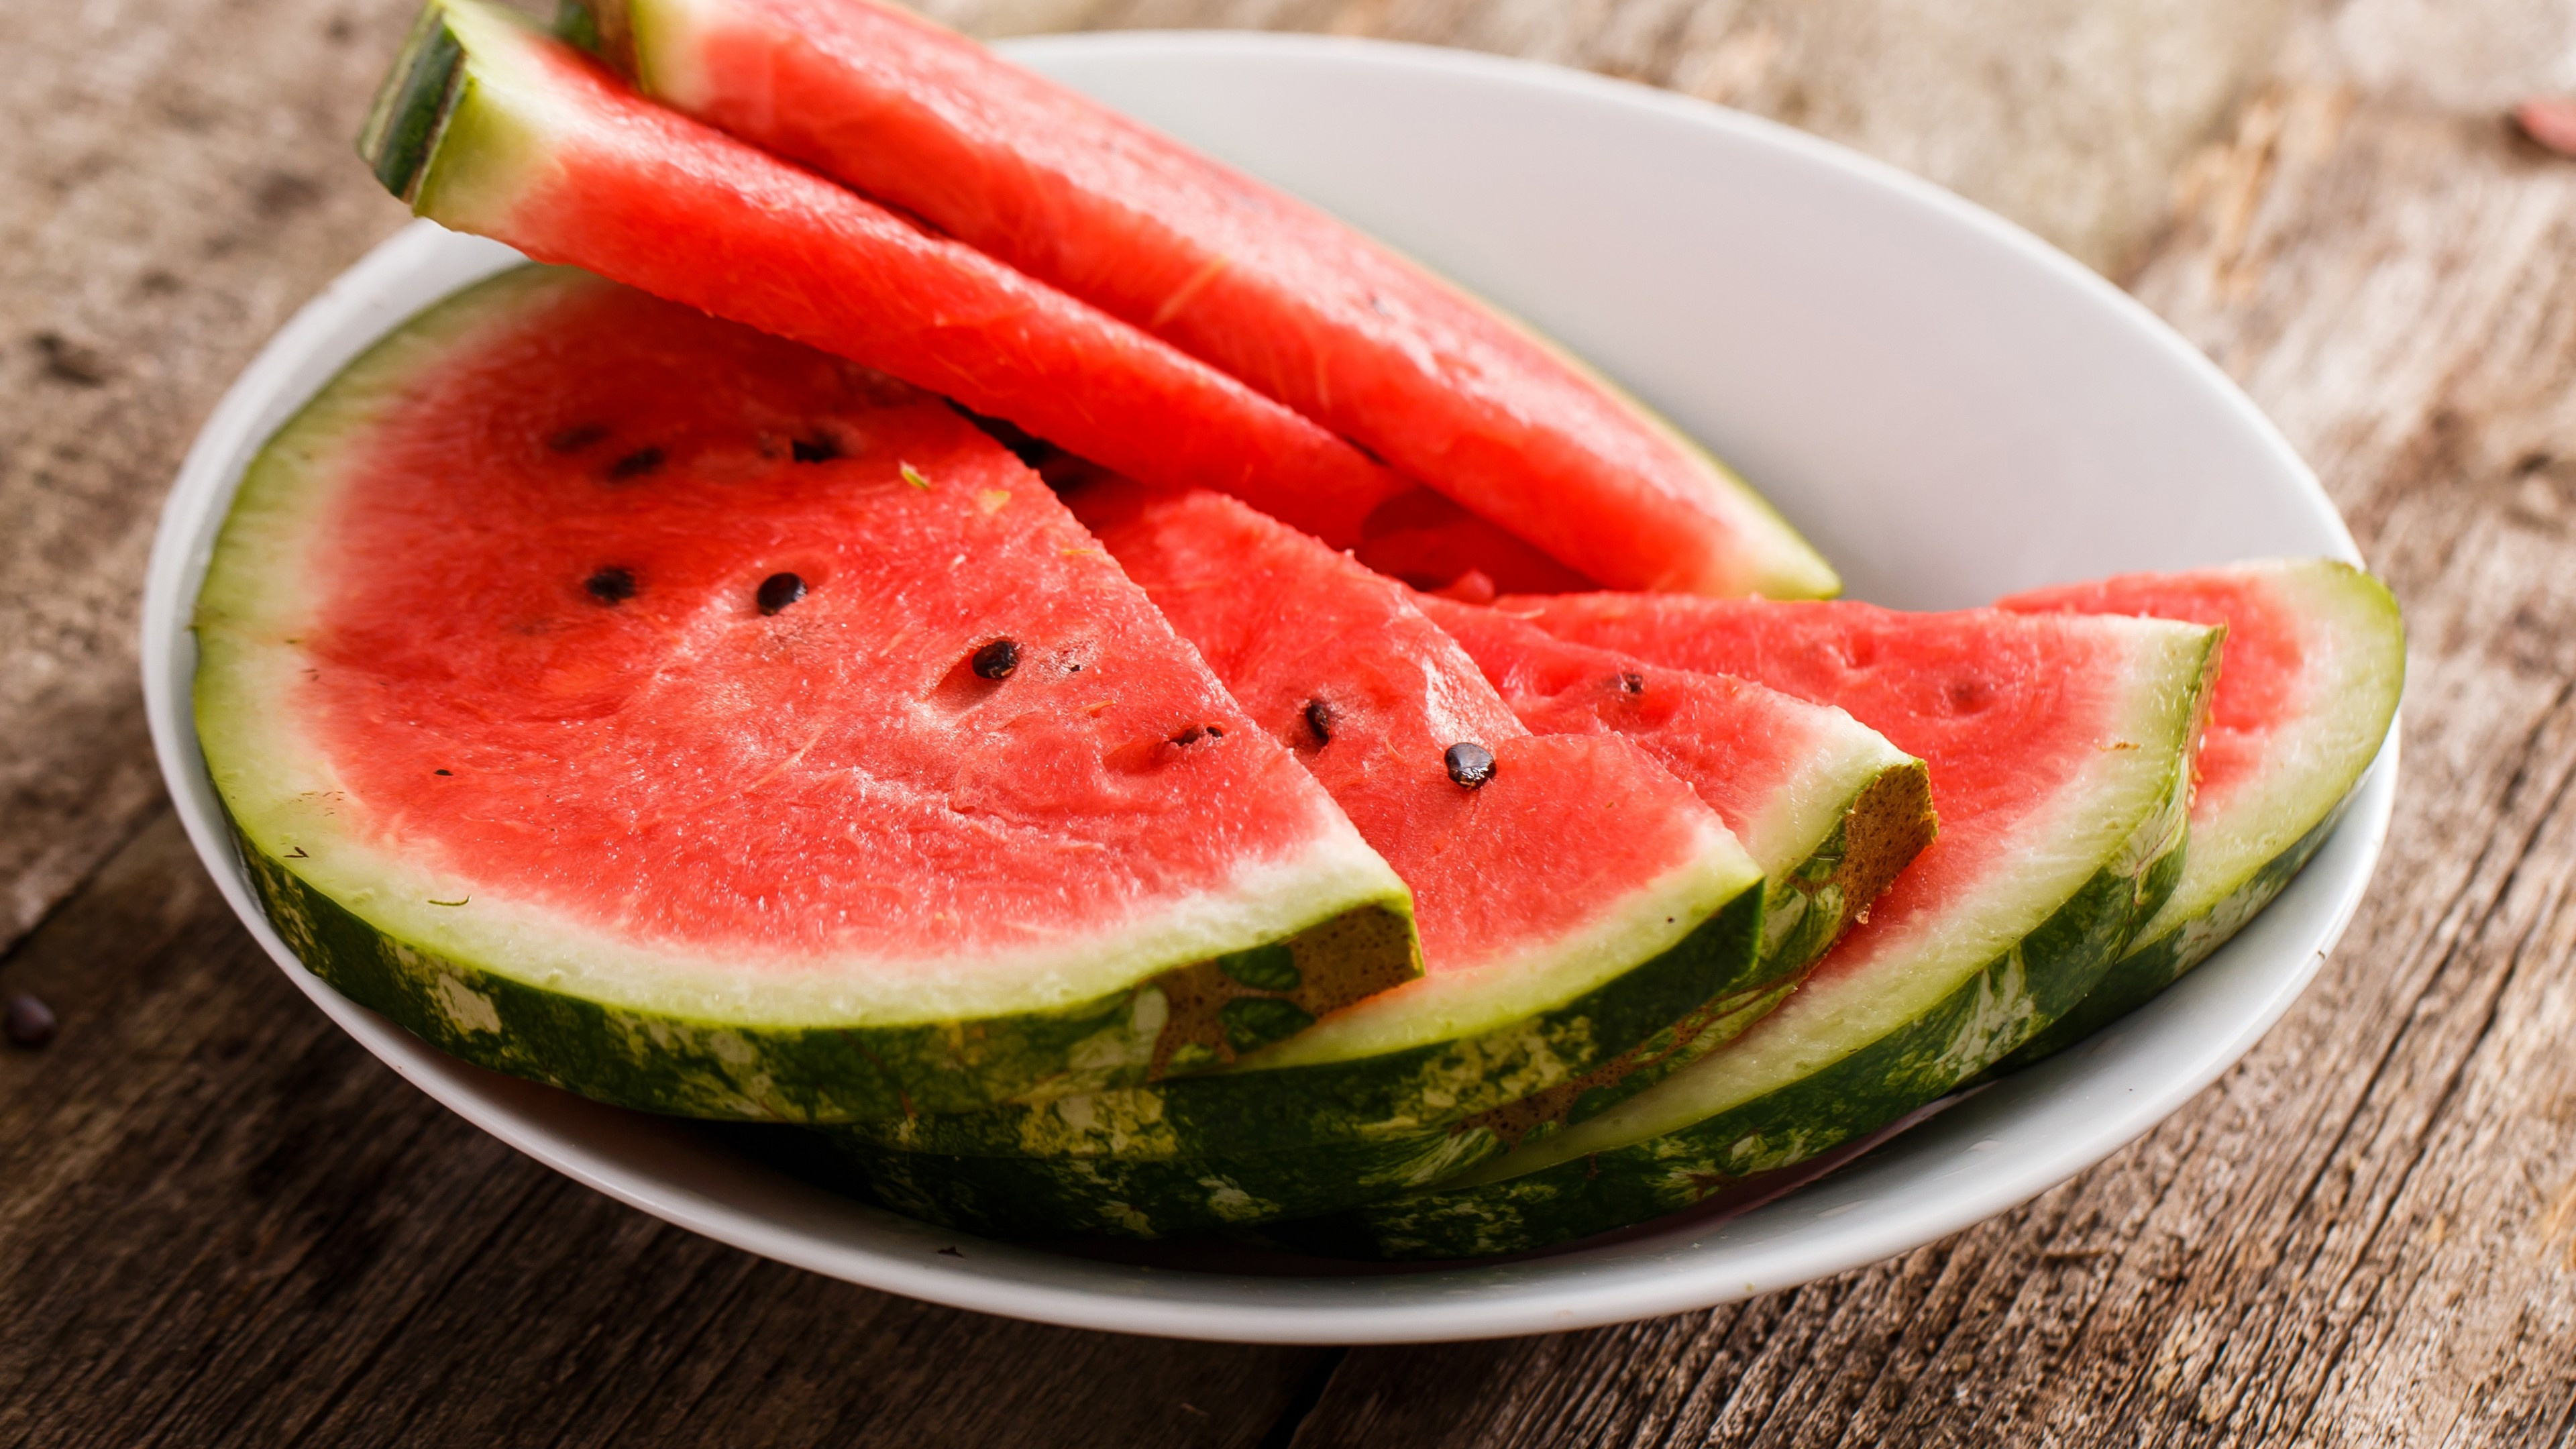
<box><xmin>140</xmin><ymin>30</ymin><xmax>2394</xmax><ymax>1344</ymax></box>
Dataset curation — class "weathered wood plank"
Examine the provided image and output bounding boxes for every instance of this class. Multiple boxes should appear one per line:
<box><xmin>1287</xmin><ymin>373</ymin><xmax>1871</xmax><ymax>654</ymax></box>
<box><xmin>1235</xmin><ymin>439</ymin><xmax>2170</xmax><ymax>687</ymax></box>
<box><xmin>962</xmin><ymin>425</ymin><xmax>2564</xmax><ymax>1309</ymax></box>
<box><xmin>0</xmin><ymin>0</ymin><xmax>418</xmax><ymax>955</ymax></box>
<box><xmin>0</xmin><ymin>812</ymin><xmax>1327</xmax><ymax>1449</ymax></box>
<box><xmin>9</xmin><ymin>0</ymin><xmax>2569</xmax><ymax>1444</ymax></box>
<box><xmin>1287</xmin><ymin>9</ymin><xmax>2576</xmax><ymax>1447</ymax></box>
<box><xmin>922</xmin><ymin>0</ymin><xmax>2297</xmax><ymax>273</ymax></box>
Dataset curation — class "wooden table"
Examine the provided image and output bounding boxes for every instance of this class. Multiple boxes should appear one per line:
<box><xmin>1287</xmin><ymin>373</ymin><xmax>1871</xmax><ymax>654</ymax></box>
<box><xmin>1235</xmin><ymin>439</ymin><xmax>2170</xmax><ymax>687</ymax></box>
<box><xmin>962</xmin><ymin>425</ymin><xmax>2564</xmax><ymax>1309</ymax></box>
<box><xmin>7</xmin><ymin>0</ymin><xmax>2575</xmax><ymax>1442</ymax></box>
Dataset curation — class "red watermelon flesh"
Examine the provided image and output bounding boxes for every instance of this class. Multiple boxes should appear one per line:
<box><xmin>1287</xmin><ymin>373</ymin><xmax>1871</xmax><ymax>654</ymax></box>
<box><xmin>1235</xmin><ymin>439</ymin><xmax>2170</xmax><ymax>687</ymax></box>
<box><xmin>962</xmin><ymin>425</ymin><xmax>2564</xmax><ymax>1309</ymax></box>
<box><xmin>359</xmin><ymin>0</ymin><xmax>1404</xmax><ymax>547</ymax></box>
<box><xmin>1416</xmin><ymin>594</ymin><xmax>1929</xmax><ymax>898</ymax></box>
<box><xmin>1496</xmin><ymin>595</ymin><xmax>2216</xmax><ymax>1017</ymax></box>
<box><xmin>1353</xmin><ymin>488</ymin><xmax>1597</xmax><ymax>598</ymax></box>
<box><xmin>1997</xmin><ymin>559</ymin><xmax>2403</xmax><ymax>1049</ymax></box>
<box><xmin>585</xmin><ymin>0</ymin><xmax>1841</xmax><ymax>599</ymax></box>
<box><xmin>2001</xmin><ymin>566</ymin><xmax>2312</xmax><ymax>851</ymax></box>
<box><xmin>192</xmin><ymin>265</ymin><xmax>1421</xmax><ymax>1119</ymax></box>
<box><xmin>1070</xmin><ymin>484</ymin><xmax>1767</xmax><ymax>1068</ymax></box>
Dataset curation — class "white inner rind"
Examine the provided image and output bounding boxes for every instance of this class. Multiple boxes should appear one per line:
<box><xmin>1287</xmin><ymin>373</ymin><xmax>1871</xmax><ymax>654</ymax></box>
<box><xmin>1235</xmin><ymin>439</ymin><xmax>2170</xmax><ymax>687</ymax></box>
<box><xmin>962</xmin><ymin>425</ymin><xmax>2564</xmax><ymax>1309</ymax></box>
<box><xmin>193</xmin><ymin>266</ymin><xmax>1413</xmax><ymax>1032</ymax></box>
<box><xmin>407</xmin><ymin>1</ymin><xmax>583</xmax><ymax>234</ymax></box>
<box><xmin>1466</xmin><ymin>614</ymin><xmax>2216</xmax><ymax>1177</ymax></box>
<box><xmin>1242</xmin><ymin>816</ymin><xmax>1764</xmax><ymax>1068</ymax></box>
<box><xmin>1731</xmin><ymin>706</ymin><xmax>1917</xmax><ymax>881</ymax></box>
<box><xmin>625</xmin><ymin>0</ymin><xmax>727</xmax><ymax>114</ymax></box>
<box><xmin>2132</xmin><ymin>561</ymin><xmax>2403</xmax><ymax>945</ymax></box>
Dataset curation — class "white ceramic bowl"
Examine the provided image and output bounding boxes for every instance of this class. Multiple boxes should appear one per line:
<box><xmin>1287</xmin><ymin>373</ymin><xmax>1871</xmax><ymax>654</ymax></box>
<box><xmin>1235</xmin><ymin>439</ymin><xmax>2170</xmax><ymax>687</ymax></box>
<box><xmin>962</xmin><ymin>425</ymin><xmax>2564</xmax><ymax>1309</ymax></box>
<box><xmin>143</xmin><ymin>32</ymin><xmax>2394</xmax><ymax>1344</ymax></box>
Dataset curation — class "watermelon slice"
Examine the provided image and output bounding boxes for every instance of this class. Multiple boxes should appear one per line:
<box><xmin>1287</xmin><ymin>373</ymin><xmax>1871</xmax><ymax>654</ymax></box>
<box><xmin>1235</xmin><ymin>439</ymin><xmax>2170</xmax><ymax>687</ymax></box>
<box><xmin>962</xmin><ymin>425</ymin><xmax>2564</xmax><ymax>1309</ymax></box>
<box><xmin>1417</xmin><ymin>595</ymin><xmax>1933</xmax><ymax>983</ymax></box>
<box><xmin>572</xmin><ymin>0</ymin><xmax>1840</xmax><ymax>599</ymax></box>
<box><xmin>845</xmin><ymin>486</ymin><xmax>1771</xmax><ymax>1171</ymax></box>
<box><xmin>358</xmin><ymin>0</ymin><xmax>1405</xmax><ymax>547</ymax></box>
<box><xmin>1998</xmin><ymin>559</ymin><xmax>2402</xmax><ymax>1060</ymax></box>
<box><xmin>1278</xmin><ymin>596</ymin><xmax>2220</xmax><ymax>1258</ymax></box>
<box><xmin>192</xmin><ymin>265</ymin><xmax>1426</xmax><ymax>1121</ymax></box>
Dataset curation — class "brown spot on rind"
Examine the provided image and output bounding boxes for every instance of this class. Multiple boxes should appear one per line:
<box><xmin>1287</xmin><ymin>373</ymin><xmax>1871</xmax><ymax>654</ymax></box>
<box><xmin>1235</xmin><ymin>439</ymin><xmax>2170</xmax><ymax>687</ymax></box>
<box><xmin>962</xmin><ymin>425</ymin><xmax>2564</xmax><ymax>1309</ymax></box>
<box><xmin>1142</xmin><ymin>904</ymin><xmax>1421</xmax><ymax>1079</ymax></box>
<box><xmin>1820</xmin><ymin>761</ymin><xmax>1938</xmax><ymax>943</ymax></box>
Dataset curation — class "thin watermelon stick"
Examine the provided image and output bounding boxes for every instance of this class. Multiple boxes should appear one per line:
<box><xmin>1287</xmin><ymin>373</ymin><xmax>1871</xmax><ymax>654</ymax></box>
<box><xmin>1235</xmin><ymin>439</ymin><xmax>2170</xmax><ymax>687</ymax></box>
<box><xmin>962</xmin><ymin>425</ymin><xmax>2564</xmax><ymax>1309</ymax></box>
<box><xmin>358</xmin><ymin>0</ymin><xmax>1407</xmax><ymax>547</ymax></box>
<box><xmin>573</xmin><ymin>0</ymin><xmax>1842</xmax><ymax>599</ymax></box>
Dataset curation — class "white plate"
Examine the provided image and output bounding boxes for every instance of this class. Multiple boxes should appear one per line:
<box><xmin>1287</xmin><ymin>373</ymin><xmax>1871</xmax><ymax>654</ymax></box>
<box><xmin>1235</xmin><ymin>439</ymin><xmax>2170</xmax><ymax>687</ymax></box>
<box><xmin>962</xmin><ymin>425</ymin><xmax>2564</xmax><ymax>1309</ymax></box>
<box><xmin>142</xmin><ymin>32</ymin><xmax>2394</xmax><ymax>1344</ymax></box>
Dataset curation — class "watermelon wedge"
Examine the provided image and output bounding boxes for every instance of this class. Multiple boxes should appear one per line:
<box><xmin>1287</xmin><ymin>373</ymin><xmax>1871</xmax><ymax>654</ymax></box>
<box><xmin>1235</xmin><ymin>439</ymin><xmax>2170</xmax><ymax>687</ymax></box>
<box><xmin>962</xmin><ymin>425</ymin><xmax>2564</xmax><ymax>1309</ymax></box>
<box><xmin>846</xmin><ymin>486</ymin><xmax>1770</xmax><ymax>1171</ymax></box>
<box><xmin>571</xmin><ymin>0</ymin><xmax>1840</xmax><ymax>599</ymax></box>
<box><xmin>1998</xmin><ymin>559</ymin><xmax>2402</xmax><ymax>1061</ymax></box>
<box><xmin>192</xmin><ymin>265</ymin><xmax>1426</xmax><ymax>1121</ymax></box>
<box><xmin>1417</xmin><ymin>595</ymin><xmax>1933</xmax><ymax>984</ymax></box>
<box><xmin>1277</xmin><ymin>596</ymin><xmax>2219</xmax><ymax>1258</ymax></box>
<box><xmin>357</xmin><ymin>0</ymin><xmax>1405</xmax><ymax>547</ymax></box>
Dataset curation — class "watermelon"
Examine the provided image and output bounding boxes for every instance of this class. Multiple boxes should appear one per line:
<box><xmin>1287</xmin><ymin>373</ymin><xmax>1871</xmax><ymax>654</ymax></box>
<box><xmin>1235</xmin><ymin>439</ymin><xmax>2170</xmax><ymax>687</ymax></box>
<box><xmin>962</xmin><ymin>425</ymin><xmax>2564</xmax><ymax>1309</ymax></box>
<box><xmin>359</xmin><ymin>0</ymin><xmax>1406</xmax><ymax>547</ymax></box>
<box><xmin>570</xmin><ymin>0</ymin><xmax>1841</xmax><ymax>600</ymax></box>
<box><xmin>192</xmin><ymin>264</ymin><xmax>1428</xmax><ymax>1121</ymax></box>
<box><xmin>829</xmin><ymin>975</ymin><xmax>1796</xmax><ymax>1240</ymax></box>
<box><xmin>845</xmin><ymin>486</ymin><xmax>1771</xmax><ymax>1171</ymax></box>
<box><xmin>1417</xmin><ymin>594</ymin><xmax>1933</xmax><ymax>985</ymax></box>
<box><xmin>1277</xmin><ymin>596</ymin><xmax>2220</xmax><ymax>1258</ymax></box>
<box><xmin>1999</xmin><ymin>559</ymin><xmax>2402</xmax><ymax>1061</ymax></box>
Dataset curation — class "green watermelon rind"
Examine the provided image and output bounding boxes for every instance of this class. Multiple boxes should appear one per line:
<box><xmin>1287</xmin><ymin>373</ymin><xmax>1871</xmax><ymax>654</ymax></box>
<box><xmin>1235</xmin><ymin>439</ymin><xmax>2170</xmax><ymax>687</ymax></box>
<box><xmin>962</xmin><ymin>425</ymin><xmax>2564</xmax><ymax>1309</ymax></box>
<box><xmin>843</xmin><ymin>749</ymin><xmax>1925</xmax><ymax>1163</ymax></box>
<box><xmin>832</xmin><ymin>751</ymin><xmax>1923</xmax><ymax>1236</ymax></box>
<box><xmin>826</xmin><ymin>976</ymin><xmax>1799</xmax><ymax>1240</ymax></box>
<box><xmin>838</xmin><ymin>1115</ymin><xmax>1503</xmax><ymax>1240</ymax></box>
<box><xmin>1273</xmin><ymin>620</ymin><xmax>2218</xmax><ymax>1260</ymax></box>
<box><xmin>234</xmin><ymin>830</ymin><xmax>1269</xmax><ymax>1120</ymax></box>
<box><xmin>2006</xmin><ymin>561</ymin><xmax>2403</xmax><ymax>1063</ymax></box>
<box><xmin>850</xmin><ymin>877</ymin><xmax>1767</xmax><ymax>1158</ymax></box>
<box><xmin>193</xmin><ymin>268</ymin><xmax>1428</xmax><ymax>1122</ymax></box>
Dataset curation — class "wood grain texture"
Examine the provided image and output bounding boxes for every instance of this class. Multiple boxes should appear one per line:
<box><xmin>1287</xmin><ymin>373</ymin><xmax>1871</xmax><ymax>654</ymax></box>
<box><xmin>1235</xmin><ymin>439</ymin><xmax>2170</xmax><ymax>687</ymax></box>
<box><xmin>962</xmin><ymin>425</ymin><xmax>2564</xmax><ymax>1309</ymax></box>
<box><xmin>4</xmin><ymin>0</ymin><xmax>2571</xmax><ymax>1444</ymax></box>
<box><xmin>1289</xmin><ymin>7</ymin><xmax>2576</xmax><ymax>1446</ymax></box>
<box><xmin>0</xmin><ymin>814</ymin><xmax>1330</xmax><ymax>1449</ymax></box>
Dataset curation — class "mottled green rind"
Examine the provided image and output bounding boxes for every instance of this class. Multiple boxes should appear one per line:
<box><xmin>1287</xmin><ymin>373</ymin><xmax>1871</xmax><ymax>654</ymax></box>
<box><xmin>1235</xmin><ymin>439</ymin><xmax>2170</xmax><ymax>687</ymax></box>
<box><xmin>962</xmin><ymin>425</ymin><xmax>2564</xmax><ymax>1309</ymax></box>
<box><xmin>847</xmin><ymin>753</ymin><xmax>1924</xmax><ymax>1165</ymax></box>
<box><xmin>2003</xmin><ymin>788</ymin><xmax>2353</xmax><ymax>1065</ymax></box>
<box><xmin>848</xmin><ymin>878</ymin><xmax>1768</xmax><ymax>1158</ymax></box>
<box><xmin>836</xmin><ymin>1122</ymin><xmax>1504</xmax><ymax>1240</ymax></box>
<box><xmin>830</xmin><ymin>975</ymin><xmax>1796</xmax><ymax>1239</ymax></box>
<box><xmin>357</xmin><ymin>3</ymin><xmax>465</xmax><ymax>201</ymax></box>
<box><xmin>1472</xmin><ymin>790</ymin><xmax>1912</xmax><ymax>1141</ymax></box>
<box><xmin>1271</xmin><ymin>677</ymin><xmax>2204</xmax><ymax>1261</ymax></box>
<box><xmin>1273</xmin><ymin>830</ymin><xmax>2176</xmax><ymax>1260</ymax></box>
<box><xmin>233</xmin><ymin>809</ymin><xmax>1413</xmax><ymax>1121</ymax></box>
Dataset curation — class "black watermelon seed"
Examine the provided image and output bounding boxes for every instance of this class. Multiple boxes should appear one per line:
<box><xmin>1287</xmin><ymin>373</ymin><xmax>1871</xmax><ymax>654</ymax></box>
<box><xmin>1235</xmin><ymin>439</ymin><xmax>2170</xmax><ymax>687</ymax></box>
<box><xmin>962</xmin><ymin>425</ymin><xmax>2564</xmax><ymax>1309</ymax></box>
<box><xmin>547</xmin><ymin>423</ymin><xmax>608</xmax><ymax>453</ymax></box>
<box><xmin>757</xmin><ymin>572</ymin><xmax>807</xmax><ymax>614</ymax></box>
<box><xmin>971</xmin><ymin>638</ymin><xmax>1019</xmax><ymax>680</ymax></box>
<box><xmin>3</xmin><ymin>991</ymin><xmax>57</xmax><ymax>1049</ymax></box>
<box><xmin>586</xmin><ymin>567</ymin><xmax>637</xmax><ymax>604</ymax></box>
<box><xmin>1444</xmin><ymin>741</ymin><xmax>1497</xmax><ymax>788</ymax></box>
<box><xmin>434</xmin><ymin>768</ymin><xmax>451</xmax><ymax>776</ymax></box>
<box><xmin>1303</xmin><ymin>698</ymin><xmax>1334</xmax><ymax>745</ymax></box>
<box><xmin>606</xmin><ymin>446</ymin><xmax>665</xmax><ymax>481</ymax></box>
<box><xmin>791</xmin><ymin>434</ymin><xmax>841</xmax><ymax>464</ymax></box>
<box><xmin>1620</xmin><ymin>672</ymin><xmax>1646</xmax><ymax>695</ymax></box>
